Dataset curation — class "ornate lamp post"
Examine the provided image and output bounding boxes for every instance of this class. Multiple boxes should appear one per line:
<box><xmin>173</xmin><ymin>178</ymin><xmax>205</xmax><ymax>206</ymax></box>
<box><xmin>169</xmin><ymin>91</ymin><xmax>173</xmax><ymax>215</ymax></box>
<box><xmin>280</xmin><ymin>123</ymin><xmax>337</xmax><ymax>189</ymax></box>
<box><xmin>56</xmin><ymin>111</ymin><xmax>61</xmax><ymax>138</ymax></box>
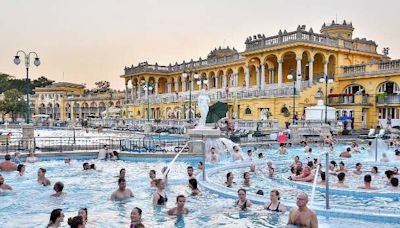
<box><xmin>142</xmin><ymin>81</ymin><xmax>153</xmax><ymax>122</ymax></box>
<box><xmin>287</xmin><ymin>67</ymin><xmax>301</xmax><ymax>125</ymax></box>
<box><xmin>182</xmin><ymin>62</ymin><xmax>198</xmax><ymax>123</ymax></box>
<box><xmin>319</xmin><ymin>73</ymin><xmax>334</xmax><ymax>123</ymax></box>
<box><xmin>13</xmin><ymin>51</ymin><xmax>41</xmax><ymax>124</ymax></box>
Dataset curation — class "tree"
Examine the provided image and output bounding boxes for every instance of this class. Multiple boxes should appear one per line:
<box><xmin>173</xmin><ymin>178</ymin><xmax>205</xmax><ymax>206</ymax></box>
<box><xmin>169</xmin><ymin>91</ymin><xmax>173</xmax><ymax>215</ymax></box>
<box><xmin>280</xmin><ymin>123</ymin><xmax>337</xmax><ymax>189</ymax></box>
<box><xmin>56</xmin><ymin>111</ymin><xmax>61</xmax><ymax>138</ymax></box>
<box><xmin>31</xmin><ymin>76</ymin><xmax>54</xmax><ymax>92</ymax></box>
<box><xmin>0</xmin><ymin>89</ymin><xmax>25</xmax><ymax>122</ymax></box>
<box><xmin>0</xmin><ymin>73</ymin><xmax>11</xmax><ymax>94</ymax></box>
<box><xmin>93</xmin><ymin>80</ymin><xmax>111</xmax><ymax>93</ymax></box>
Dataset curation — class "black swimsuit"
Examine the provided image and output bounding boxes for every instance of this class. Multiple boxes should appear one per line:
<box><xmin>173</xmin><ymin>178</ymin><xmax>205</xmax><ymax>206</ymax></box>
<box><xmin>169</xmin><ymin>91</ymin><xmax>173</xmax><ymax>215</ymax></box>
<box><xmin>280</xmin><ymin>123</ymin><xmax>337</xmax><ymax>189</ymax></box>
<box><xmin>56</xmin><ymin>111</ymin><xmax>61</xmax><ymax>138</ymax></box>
<box><xmin>236</xmin><ymin>199</ymin><xmax>248</xmax><ymax>210</ymax></box>
<box><xmin>266</xmin><ymin>202</ymin><xmax>281</xmax><ymax>212</ymax></box>
<box><xmin>157</xmin><ymin>192</ymin><xmax>168</xmax><ymax>205</ymax></box>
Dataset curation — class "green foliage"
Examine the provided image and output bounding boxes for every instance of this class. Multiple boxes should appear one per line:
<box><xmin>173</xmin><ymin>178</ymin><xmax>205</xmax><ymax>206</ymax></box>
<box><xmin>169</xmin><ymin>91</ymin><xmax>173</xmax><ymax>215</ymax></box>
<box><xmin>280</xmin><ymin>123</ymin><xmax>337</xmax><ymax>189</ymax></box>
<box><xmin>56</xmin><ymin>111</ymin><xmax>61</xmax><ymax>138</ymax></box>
<box><xmin>0</xmin><ymin>73</ymin><xmax>54</xmax><ymax>95</ymax></box>
<box><xmin>0</xmin><ymin>89</ymin><xmax>25</xmax><ymax>121</ymax></box>
<box><xmin>92</xmin><ymin>81</ymin><xmax>111</xmax><ymax>93</ymax></box>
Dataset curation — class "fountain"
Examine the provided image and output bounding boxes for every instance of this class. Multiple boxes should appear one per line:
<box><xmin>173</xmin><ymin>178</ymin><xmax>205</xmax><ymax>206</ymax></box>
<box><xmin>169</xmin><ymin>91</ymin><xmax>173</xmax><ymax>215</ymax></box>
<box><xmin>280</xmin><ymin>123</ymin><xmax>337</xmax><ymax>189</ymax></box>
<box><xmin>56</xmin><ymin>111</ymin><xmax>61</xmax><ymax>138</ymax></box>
<box><xmin>369</xmin><ymin>136</ymin><xmax>389</xmax><ymax>162</ymax></box>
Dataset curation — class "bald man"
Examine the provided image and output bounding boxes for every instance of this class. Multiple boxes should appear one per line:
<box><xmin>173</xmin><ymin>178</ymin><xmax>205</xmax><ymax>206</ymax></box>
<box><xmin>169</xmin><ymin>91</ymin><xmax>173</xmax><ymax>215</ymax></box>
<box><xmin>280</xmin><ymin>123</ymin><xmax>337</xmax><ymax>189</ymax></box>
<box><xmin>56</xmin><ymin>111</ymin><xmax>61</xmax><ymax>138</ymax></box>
<box><xmin>287</xmin><ymin>192</ymin><xmax>318</xmax><ymax>228</ymax></box>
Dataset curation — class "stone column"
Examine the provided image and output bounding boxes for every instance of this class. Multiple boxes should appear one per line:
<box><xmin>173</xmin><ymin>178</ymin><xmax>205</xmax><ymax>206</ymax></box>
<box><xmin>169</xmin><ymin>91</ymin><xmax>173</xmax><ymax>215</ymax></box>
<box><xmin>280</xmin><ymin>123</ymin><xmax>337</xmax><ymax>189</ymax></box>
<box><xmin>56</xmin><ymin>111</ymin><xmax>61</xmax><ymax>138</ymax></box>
<box><xmin>215</xmin><ymin>76</ymin><xmax>219</xmax><ymax>89</ymax></box>
<box><xmin>323</xmin><ymin>60</ymin><xmax>328</xmax><ymax>76</ymax></box>
<box><xmin>261</xmin><ymin>64</ymin><xmax>266</xmax><ymax>90</ymax></box>
<box><xmin>190</xmin><ymin>78</ymin><xmax>194</xmax><ymax>91</ymax></box>
<box><xmin>125</xmin><ymin>84</ymin><xmax>128</xmax><ymax>100</ymax></box>
<box><xmin>278</xmin><ymin>60</ymin><xmax>283</xmax><ymax>87</ymax></box>
<box><xmin>309</xmin><ymin>60</ymin><xmax>314</xmax><ymax>85</ymax></box>
<box><xmin>235</xmin><ymin>71</ymin><xmax>239</xmax><ymax>87</ymax></box>
<box><xmin>245</xmin><ymin>65</ymin><xmax>250</xmax><ymax>89</ymax></box>
<box><xmin>154</xmin><ymin>81</ymin><xmax>159</xmax><ymax>95</ymax></box>
<box><xmin>296</xmin><ymin>57</ymin><xmax>302</xmax><ymax>91</ymax></box>
<box><xmin>137</xmin><ymin>86</ymin><xmax>141</xmax><ymax>99</ymax></box>
<box><xmin>182</xmin><ymin>78</ymin><xmax>186</xmax><ymax>92</ymax></box>
<box><xmin>222</xmin><ymin>75</ymin><xmax>227</xmax><ymax>88</ymax></box>
<box><xmin>174</xmin><ymin>81</ymin><xmax>179</xmax><ymax>92</ymax></box>
<box><xmin>131</xmin><ymin>81</ymin><xmax>135</xmax><ymax>100</ymax></box>
<box><xmin>167</xmin><ymin>82</ymin><xmax>172</xmax><ymax>93</ymax></box>
<box><xmin>256</xmin><ymin>66</ymin><xmax>260</xmax><ymax>89</ymax></box>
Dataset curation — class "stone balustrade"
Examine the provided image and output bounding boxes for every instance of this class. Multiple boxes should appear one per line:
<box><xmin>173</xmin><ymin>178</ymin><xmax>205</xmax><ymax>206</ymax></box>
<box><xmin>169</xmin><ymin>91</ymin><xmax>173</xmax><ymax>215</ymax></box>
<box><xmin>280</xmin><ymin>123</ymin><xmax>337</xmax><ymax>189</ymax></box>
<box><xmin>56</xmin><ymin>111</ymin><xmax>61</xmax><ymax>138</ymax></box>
<box><xmin>245</xmin><ymin>28</ymin><xmax>377</xmax><ymax>53</ymax></box>
<box><xmin>124</xmin><ymin>53</ymin><xmax>243</xmax><ymax>75</ymax></box>
<box><xmin>342</xmin><ymin>59</ymin><xmax>400</xmax><ymax>77</ymax></box>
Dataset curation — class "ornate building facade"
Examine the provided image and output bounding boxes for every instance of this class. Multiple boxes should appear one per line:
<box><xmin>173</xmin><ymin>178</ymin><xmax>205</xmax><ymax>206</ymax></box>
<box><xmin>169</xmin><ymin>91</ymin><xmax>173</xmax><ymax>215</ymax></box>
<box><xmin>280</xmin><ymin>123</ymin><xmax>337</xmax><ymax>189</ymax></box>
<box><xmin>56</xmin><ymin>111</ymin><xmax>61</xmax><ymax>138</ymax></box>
<box><xmin>121</xmin><ymin>20</ymin><xmax>400</xmax><ymax>129</ymax></box>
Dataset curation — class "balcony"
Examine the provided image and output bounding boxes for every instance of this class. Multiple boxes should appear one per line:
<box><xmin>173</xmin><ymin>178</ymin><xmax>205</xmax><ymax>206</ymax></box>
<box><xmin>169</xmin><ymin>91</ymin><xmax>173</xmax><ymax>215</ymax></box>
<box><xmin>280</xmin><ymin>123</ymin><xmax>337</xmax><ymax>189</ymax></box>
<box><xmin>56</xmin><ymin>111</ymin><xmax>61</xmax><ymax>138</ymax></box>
<box><xmin>342</xmin><ymin>59</ymin><xmax>400</xmax><ymax>77</ymax></box>
<box><xmin>376</xmin><ymin>95</ymin><xmax>400</xmax><ymax>105</ymax></box>
<box><xmin>328</xmin><ymin>94</ymin><xmax>372</xmax><ymax>106</ymax></box>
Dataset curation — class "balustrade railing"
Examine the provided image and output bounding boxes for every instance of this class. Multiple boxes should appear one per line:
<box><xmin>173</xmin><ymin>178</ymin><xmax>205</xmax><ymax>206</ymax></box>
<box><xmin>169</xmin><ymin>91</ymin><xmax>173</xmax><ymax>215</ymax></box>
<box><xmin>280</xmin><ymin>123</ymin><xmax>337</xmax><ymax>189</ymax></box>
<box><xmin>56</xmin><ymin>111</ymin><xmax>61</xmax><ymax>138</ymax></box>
<box><xmin>343</xmin><ymin>59</ymin><xmax>400</xmax><ymax>77</ymax></box>
<box><xmin>376</xmin><ymin>95</ymin><xmax>400</xmax><ymax>104</ymax></box>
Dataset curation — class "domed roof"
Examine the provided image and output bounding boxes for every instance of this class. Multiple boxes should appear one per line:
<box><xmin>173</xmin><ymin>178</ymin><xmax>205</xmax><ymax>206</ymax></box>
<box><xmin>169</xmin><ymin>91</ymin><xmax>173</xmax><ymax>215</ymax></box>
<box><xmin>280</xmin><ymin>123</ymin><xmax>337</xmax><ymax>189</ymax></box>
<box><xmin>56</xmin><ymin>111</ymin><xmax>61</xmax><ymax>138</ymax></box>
<box><xmin>207</xmin><ymin>46</ymin><xmax>238</xmax><ymax>59</ymax></box>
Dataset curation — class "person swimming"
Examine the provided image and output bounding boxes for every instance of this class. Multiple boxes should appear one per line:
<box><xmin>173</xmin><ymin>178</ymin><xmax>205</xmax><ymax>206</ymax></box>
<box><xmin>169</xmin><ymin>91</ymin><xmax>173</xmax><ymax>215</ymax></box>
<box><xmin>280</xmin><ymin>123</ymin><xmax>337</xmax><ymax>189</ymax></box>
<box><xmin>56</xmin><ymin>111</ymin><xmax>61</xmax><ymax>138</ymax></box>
<box><xmin>287</xmin><ymin>192</ymin><xmax>318</xmax><ymax>228</ymax></box>
<box><xmin>168</xmin><ymin>195</ymin><xmax>189</xmax><ymax>215</ymax></box>
<box><xmin>17</xmin><ymin>164</ymin><xmax>26</xmax><ymax>176</ymax></box>
<box><xmin>149</xmin><ymin>170</ymin><xmax>156</xmax><ymax>187</ymax></box>
<box><xmin>0</xmin><ymin>174</ymin><xmax>13</xmax><ymax>190</ymax></box>
<box><xmin>51</xmin><ymin>181</ymin><xmax>66</xmax><ymax>197</ymax></box>
<box><xmin>243</xmin><ymin>172</ymin><xmax>250</xmax><ymax>186</ymax></box>
<box><xmin>264</xmin><ymin>189</ymin><xmax>287</xmax><ymax>213</ymax></box>
<box><xmin>111</xmin><ymin>178</ymin><xmax>134</xmax><ymax>200</ymax></box>
<box><xmin>332</xmin><ymin>172</ymin><xmax>349</xmax><ymax>188</ymax></box>
<box><xmin>46</xmin><ymin>208</ymin><xmax>65</xmax><ymax>228</ymax></box>
<box><xmin>0</xmin><ymin>154</ymin><xmax>17</xmax><ymax>171</ymax></box>
<box><xmin>67</xmin><ymin>215</ymin><xmax>85</xmax><ymax>228</ymax></box>
<box><xmin>225</xmin><ymin>172</ymin><xmax>235</xmax><ymax>188</ymax></box>
<box><xmin>38</xmin><ymin>168</ymin><xmax>51</xmax><ymax>186</ymax></box>
<box><xmin>236</xmin><ymin>188</ymin><xmax>252</xmax><ymax>210</ymax></box>
<box><xmin>152</xmin><ymin>179</ymin><xmax>168</xmax><ymax>206</ymax></box>
<box><xmin>78</xmin><ymin>208</ymin><xmax>88</xmax><ymax>225</ymax></box>
<box><xmin>189</xmin><ymin>178</ymin><xmax>201</xmax><ymax>196</ymax></box>
<box><xmin>130</xmin><ymin>207</ymin><xmax>143</xmax><ymax>227</ymax></box>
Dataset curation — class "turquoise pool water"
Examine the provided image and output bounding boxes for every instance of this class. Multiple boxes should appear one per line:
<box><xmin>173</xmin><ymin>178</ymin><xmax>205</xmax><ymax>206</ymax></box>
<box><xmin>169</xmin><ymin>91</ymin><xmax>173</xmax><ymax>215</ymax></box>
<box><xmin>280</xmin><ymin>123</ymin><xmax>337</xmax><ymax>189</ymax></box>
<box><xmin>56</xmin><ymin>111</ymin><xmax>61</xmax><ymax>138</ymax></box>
<box><xmin>0</xmin><ymin>147</ymin><xmax>399</xmax><ymax>227</ymax></box>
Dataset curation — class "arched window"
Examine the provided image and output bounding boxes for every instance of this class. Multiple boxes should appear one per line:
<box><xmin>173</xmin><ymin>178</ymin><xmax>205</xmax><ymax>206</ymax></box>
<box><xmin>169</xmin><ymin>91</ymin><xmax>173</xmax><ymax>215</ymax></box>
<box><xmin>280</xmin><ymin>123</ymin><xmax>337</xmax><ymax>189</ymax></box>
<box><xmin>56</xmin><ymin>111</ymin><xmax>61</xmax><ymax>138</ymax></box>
<box><xmin>245</xmin><ymin>106</ymin><xmax>252</xmax><ymax>114</ymax></box>
<box><xmin>377</xmin><ymin>81</ymin><xmax>400</xmax><ymax>94</ymax></box>
<box><xmin>344</xmin><ymin>84</ymin><xmax>364</xmax><ymax>94</ymax></box>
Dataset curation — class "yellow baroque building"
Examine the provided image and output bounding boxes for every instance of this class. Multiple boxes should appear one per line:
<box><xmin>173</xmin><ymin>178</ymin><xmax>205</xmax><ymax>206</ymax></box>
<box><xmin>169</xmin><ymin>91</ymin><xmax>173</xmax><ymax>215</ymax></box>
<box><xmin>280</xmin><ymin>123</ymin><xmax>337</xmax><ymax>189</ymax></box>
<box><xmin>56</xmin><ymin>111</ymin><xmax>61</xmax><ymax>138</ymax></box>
<box><xmin>121</xmin><ymin>20</ymin><xmax>400</xmax><ymax>129</ymax></box>
<box><xmin>32</xmin><ymin>82</ymin><xmax>125</xmax><ymax>122</ymax></box>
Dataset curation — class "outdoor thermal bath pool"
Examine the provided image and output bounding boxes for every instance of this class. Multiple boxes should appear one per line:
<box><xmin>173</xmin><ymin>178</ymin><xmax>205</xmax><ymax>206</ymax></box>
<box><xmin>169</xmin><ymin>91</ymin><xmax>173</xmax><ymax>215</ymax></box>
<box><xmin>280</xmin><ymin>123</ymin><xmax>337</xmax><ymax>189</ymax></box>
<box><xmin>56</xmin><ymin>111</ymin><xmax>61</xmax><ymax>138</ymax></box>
<box><xmin>0</xmin><ymin>154</ymin><xmax>399</xmax><ymax>228</ymax></box>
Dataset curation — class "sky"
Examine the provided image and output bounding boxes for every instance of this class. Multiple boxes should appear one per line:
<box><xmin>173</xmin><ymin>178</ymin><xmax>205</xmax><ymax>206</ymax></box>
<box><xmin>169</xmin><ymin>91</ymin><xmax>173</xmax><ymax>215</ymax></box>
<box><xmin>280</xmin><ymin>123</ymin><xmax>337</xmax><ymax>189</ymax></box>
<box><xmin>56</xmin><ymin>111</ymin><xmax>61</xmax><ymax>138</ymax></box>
<box><xmin>1</xmin><ymin>0</ymin><xmax>399</xmax><ymax>90</ymax></box>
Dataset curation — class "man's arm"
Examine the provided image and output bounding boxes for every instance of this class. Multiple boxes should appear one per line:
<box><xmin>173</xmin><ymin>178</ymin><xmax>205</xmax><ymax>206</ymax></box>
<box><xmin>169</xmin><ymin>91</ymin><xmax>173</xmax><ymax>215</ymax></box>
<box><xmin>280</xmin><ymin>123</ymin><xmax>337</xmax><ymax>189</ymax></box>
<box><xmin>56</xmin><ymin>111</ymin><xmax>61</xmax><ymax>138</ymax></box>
<box><xmin>310</xmin><ymin>213</ymin><xmax>318</xmax><ymax>228</ymax></box>
<box><xmin>287</xmin><ymin>210</ymin><xmax>293</xmax><ymax>225</ymax></box>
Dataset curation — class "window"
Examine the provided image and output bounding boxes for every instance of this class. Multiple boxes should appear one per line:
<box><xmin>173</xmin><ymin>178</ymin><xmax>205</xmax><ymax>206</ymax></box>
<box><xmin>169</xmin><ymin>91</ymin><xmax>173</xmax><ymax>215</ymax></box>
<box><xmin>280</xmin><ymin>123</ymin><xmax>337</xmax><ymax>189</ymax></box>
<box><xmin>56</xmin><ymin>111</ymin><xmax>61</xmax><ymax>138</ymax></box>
<box><xmin>245</xmin><ymin>106</ymin><xmax>252</xmax><ymax>115</ymax></box>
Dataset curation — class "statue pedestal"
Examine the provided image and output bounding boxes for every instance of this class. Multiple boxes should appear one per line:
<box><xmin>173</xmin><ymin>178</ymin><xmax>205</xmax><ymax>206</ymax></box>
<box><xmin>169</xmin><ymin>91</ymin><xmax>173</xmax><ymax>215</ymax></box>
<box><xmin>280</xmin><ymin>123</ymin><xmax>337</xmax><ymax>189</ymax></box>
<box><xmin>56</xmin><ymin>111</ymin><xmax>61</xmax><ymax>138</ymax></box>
<box><xmin>144</xmin><ymin>123</ymin><xmax>153</xmax><ymax>133</ymax></box>
<box><xmin>21</xmin><ymin>124</ymin><xmax>35</xmax><ymax>151</ymax></box>
<box><xmin>186</xmin><ymin>127</ymin><xmax>222</xmax><ymax>154</ymax></box>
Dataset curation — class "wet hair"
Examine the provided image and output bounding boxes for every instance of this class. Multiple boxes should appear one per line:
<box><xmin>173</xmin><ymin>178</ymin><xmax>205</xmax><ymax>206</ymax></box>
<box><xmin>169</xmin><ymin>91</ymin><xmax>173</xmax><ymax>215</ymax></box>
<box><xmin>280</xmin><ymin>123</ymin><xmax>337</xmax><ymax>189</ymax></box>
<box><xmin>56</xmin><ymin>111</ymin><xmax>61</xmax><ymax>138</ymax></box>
<box><xmin>187</xmin><ymin>166</ymin><xmax>193</xmax><ymax>170</ymax></box>
<box><xmin>270</xmin><ymin>189</ymin><xmax>281</xmax><ymax>200</ymax></box>
<box><xmin>330</xmin><ymin>161</ymin><xmax>337</xmax><ymax>167</ymax></box>
<box><xmin>118</xmin><ymin>178</ymin><xmax>126</xmax><ymax>185</ymax></box>
<box><xmin>308</xmin><ymin>148</ymin><xmax>312</xmax><ymax>153</ymax></box>
<box><xmin>90</xmin><ymin>164</ymin><xmax>96</xmax><ymax>169</ymax></box>
<box><xmin>103</xmin><ymin>145</ymin><xmax>107</xmax><ymax>148</ymax></box>
<box><xmin>149</xmin><ymin>170</ymin><xmax>156</xmax><ymax>175</ymax></box>
<box><xmin>395</xmin><ymin>150</ymin><xmax>400</xmax><ymax>156</ymax></box>
<box><xmin>237</xmin><ymin>188</ymin><xmax>246</xmax><ymax>194</ymax></box>
<box><xmin>372</xmin><ymin>166</ymin><xmax>378</xmax><ymax>173</ymax></box>
<box><xmin>79</xmin><ymin>208</ymin><xmax>88</xmax><ymax>222</ymax></box>
<box><xmin>198</xmin><ymin>161</ymin><xmax>203</xmax><ymax>166</ymax></box>
<box><xmin>320</xmin><ymin>172</ymin><xmax>326</xmax><ymax>181</ymax></box>
<box><xmin>385</xmin><ymin>170</ymin><xmax>394</xmax><ymax>179</ymax></box>
<box><xmin>54</xmin><ymin>182</ymin><xmax>64</xmax><ymax>192</ymax></box>
<box><xmin>364</xmin><ymin>174</ymin><xmax>372</xmax><ymax>183</ymax></box>
<box><xmin>307</xmin><ymin>161</ymin><xmax>314</xmax><ymax>169</ymax></box>
<box><xmin>256</xmin><ymin>190</ymin><xmax>264</xmax><ymax>195</ymax></box>
<box><xmin>17</xmin><ymin>164</ymin><xmax>25</xmax><ymax>172</ymax></box>
<box><xmin>280</xmin><ymin>143</ymin><xmax>284</xmax><ymax>147</ymax></box>
<box><xmin>211</xmin><ymin>147</ymin><xmax>215</xmax><ymax>150</ymax></box>
<box><xmin>258</xmin><ymin>153</ymin><xmax>263</xmax><ymax>158</ymax></box>
<box><xmin>133</xmin><ymin>207</ymin><xmax>142</xmax><ymax>216</ymax></box>
<box><xmin>243</xmin><ymin>171</ymin><xmax>249</xmax><ymax>179</ymax></box>
<box><xmin>68</xmin><ymin>215</ymin><xmax>84</xmax><ymax>228</ymax></box>
<box><xmin>226</xmin><ymin>172</ymin><xmax>233</xmax><ymax>181</ymax></box>
<box><xmin>247</xmin><ymin>150</ymin><xmax>252</xmax><ymax>154</ymax></box>
<box><xmin>47</xmin><ymin>209</ymin><xmax>63</xmax><ymax>227</ymax></box>
<box><xmin>154</xmin><ymin>178</ymin><xmax>163</xmax><ymax>187</ymax></box>
<box><xmin>5</xmin><ymin>154</ymin><xmax>11</xmax><ymax>160</ymax></box>
<box><xmin>39</xmin><ymin>168</ymin><xmax>47</xmax><ymax>173</ymax></box>
<box><xmin>290</xmin><ymin>166</ymin><xmax>295</xmax><ymax>174</ymax></box>
<box><xmin>390</xmin><ymin>177</ymin><xmax>399</xmax><ymax>187</ymax></box>
<box><xmin>356</xmin><ymin>162</ymin><xmax>361</xmax><ymax>167</ymax></box>
<box><xmin>346</xmin><ymin>147</ymin><xmax>351</xmax><ymax>152</ymax></box>
<box><xmin>119</xmin><ymin>168</ymin><xmax>126</xmax><ymax>174</ymax></box>
<box><xmin>83</xmin><ymin>162</ymin><xmax>89</xmax><ymax>168</ymax></box>
<box><xmin>189</xmin><ymin>178</ymin><xmax>198</xmax><ymax>189</ymax></box>
<box><xmin>176</xmin><ymin>194</ymin><xmax>185</xmax><ymax>202</ymax></box>
<box><xmin>339</xmin><ymin>161</ymin><xmax>345</xmax><ymax>167</ymax></box>
<box><xmin>368</xmin><ymin>141</ymin><xmax>372</xmax><ymax>146</ymax></box>
<box><xmin>337</xmin><ymin>172</ymin><xmax>346</xmax><ymax>181</ymax></box>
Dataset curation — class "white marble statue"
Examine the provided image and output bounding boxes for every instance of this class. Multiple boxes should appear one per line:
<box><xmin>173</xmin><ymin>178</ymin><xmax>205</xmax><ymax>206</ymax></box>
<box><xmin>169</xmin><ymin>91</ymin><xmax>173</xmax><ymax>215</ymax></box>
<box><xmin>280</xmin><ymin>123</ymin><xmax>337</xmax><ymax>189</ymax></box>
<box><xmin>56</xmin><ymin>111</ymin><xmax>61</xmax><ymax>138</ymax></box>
<box><xmin>198</xmin><ymin>89</ymin><xmax>211</xmax><ymax>127</ymax></box>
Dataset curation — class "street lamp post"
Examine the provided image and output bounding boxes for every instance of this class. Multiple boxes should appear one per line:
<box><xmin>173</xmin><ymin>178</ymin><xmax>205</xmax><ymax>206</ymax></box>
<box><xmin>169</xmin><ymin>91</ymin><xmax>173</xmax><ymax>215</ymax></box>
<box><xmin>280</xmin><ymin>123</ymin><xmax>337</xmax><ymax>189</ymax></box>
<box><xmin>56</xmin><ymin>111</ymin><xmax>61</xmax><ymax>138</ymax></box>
<box><xmin>287</xmin><ymin>68</ymin><xmax>300</xmax><ymax>125</ymax></box>
<box><xmin>320</xmin><ymin>73</ymin><xmax>334</xmax><ymax>123</ymax></box>
<box><xmin>142</xmin><ymin>81</ymin><xmax>153</xmax><ymax>122</ymax></box>
<box><xmin>13</xmin><ymin>51</ymin><xmax>41</xmax><ymax>124</ymax></box>
<box><xmin>182</xmin><ymin>63</ymin><xmax>199</xmax><ymax>123</ymax></box>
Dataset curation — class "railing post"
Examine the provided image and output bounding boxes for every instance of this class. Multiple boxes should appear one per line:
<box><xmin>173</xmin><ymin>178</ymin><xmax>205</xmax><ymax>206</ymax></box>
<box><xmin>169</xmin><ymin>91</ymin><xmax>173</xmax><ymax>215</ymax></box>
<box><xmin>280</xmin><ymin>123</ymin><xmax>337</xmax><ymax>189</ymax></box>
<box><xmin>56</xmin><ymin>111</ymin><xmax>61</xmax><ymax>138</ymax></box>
<box><xmin>325</xmin><ymin>151</ymin><xmax>330</xmax><ymax>209</ymax></box>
